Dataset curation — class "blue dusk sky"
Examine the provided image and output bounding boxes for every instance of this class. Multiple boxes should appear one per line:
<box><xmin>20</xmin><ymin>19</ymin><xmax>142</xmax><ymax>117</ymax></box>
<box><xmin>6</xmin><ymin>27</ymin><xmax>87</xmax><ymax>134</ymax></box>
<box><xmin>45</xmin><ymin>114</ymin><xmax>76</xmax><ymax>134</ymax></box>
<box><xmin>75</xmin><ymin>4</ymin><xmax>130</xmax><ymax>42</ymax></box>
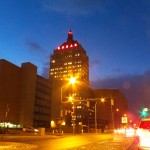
<box><xmin>1</xmin><ymin>0</ymin><xmax>150</xmax><ymax>120</ymax></box>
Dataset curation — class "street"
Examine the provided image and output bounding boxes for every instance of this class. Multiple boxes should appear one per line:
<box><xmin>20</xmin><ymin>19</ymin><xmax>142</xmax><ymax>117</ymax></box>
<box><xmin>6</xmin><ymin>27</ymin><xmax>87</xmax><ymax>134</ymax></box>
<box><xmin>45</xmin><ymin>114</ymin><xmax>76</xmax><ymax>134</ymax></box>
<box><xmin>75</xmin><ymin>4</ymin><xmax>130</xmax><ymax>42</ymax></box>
<box><xmin>0</xmin><ymin>133</ymin><xmax>136</xmax><ymax>150</ymax></box>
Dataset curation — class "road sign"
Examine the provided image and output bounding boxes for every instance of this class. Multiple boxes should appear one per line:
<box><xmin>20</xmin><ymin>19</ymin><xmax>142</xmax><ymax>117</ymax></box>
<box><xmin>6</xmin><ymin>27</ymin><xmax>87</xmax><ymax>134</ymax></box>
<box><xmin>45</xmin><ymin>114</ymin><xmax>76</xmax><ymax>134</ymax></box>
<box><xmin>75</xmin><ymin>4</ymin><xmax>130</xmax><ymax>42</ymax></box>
<box><xmin>122</xmin><ymin>116</ymin><xmax>128</xmax><ymax>123</ymax></box>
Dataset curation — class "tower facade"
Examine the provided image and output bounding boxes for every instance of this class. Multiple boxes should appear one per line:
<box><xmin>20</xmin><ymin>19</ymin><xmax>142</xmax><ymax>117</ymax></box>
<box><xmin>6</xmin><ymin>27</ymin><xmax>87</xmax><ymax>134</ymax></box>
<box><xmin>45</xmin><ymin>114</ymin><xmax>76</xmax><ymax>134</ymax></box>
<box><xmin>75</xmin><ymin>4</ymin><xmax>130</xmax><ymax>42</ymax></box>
<box><xmin>50</xmin><ymin>29</ymin><xmax>89</xmax><ymax>86</ymax></box>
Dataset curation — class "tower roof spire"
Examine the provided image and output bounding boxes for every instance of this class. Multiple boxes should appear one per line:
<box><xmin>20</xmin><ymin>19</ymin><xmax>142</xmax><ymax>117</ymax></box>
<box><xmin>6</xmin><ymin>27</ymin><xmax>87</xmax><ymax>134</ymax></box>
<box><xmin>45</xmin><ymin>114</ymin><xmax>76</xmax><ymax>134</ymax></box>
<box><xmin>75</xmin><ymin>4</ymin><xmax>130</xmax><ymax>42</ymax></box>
<box><xmin>67</xmin><ymin>28</ymin><xmax>73</xmax><ymax>43</ymax></box>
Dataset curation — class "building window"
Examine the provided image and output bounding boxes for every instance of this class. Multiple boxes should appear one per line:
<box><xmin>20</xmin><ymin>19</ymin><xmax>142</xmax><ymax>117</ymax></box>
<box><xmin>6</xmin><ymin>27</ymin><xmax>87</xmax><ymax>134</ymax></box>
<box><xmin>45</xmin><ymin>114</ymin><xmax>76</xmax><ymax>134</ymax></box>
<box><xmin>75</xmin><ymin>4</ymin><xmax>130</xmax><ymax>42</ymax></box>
<box><xmin>75</xmin><ymin>53</ymin><xmax>80</xmax><ymax>56</ymax></box>
<box><xmin>77</xmin><ymin>106</ymin><xmax>82</xmax><ymax>109</ymax></box>
<box><xmin>77</xmin><ymin>115</ymin><xmax>81</xmax><ymax>118</ymax></box>
<box><xmin>51</xmin><ymin>60</ymin><xmax>55</xmax><ymax>63</ymax></box>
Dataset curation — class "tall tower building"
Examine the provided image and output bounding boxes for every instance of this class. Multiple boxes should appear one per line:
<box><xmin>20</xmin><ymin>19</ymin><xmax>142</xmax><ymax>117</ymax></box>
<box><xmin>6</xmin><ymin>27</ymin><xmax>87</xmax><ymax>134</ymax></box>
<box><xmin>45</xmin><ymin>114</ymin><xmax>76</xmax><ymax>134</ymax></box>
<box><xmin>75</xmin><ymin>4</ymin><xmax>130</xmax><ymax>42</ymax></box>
<box><xmin>50</xmin><ymin>29</ymin><xmax>89</xmax><ymax>86</ymax></box>
<box><xmin>50</xmin><ymin>30</ymin><xmax>92</xmax><ymax>132</ymax></box>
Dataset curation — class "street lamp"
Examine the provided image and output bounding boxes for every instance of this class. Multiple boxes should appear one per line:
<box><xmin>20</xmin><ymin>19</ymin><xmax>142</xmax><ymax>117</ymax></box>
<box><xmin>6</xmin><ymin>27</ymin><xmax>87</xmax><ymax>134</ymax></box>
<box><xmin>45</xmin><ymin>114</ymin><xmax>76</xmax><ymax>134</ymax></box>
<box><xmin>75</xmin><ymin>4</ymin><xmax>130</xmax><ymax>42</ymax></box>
<box><xmin>95</xmin><ymin>97</ymin><xmax>115</xmax><ymax>131</ymax></box>
<box><xmin>68</xmin><ymin>96</ymin><xmax>73</xmax><ymax>102</ymax></box>
<box><xmin>60</xmin><ymin>77</ymin><xmax>77</xmax><ymax>134</ymax></box>
<box><xmin>69</xmin><ymin>77</ymin><xmax>76</xmax><ymax>84</ymax></box>
<box><xmin>95</xmin><ymin>98</ymin><xmax>107</xmax><ymax>133</ymax></box>
<box><xmin>61</xmin><ymin>77</ymin><xmax>76</xmax><ymax>103</ymax></box>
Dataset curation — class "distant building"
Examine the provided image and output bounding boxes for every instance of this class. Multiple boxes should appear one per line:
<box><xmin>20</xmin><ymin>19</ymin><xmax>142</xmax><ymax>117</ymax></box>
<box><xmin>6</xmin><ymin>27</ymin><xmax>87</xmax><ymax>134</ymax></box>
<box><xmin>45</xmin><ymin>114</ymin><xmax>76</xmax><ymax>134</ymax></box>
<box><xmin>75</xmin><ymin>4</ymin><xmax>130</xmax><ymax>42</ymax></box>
<box><xmin>93</xmin><ymin>88</ymin><xmax>128</xmax><ymax>129</ymax></box>
<box><xmin>0</xmin><ymin>59</ymin><xmax>51</xmax><ymax>128</ymax></box>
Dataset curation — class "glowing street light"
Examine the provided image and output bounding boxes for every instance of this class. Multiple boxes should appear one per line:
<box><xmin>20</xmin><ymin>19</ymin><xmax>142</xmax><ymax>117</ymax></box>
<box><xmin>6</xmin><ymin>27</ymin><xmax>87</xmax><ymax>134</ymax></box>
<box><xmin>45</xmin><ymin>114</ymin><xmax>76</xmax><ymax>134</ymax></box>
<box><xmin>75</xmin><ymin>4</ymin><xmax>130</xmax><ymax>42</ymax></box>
<box><xmin>69</xmin><ymin>77</ymin><xmax>76</xmax><ymax>85</ymax></box>
<box><xmin>68</xmin><ymin>96</ymin><xmax>73</xmax><ymax>102</ymax></box>
<box><xmin>101</xmin><ymin>98</ymin><xmax>105</xmax><ymax>103</ymax></box>
<box><xmin>116</xmin><ymin>108</ymin><xmax>119</xmax><ymax>112</ymax></box>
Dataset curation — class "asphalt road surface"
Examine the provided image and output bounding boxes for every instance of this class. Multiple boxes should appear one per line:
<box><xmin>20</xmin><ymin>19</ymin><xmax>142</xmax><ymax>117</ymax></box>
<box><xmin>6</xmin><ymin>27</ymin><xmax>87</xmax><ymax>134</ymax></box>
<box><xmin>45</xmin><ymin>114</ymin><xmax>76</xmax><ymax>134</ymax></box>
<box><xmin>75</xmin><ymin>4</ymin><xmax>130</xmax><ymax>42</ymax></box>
<box><xmin>0</xmin><ymin>133</ymin><xmax>135</xmax><ymax>150</ymax></box>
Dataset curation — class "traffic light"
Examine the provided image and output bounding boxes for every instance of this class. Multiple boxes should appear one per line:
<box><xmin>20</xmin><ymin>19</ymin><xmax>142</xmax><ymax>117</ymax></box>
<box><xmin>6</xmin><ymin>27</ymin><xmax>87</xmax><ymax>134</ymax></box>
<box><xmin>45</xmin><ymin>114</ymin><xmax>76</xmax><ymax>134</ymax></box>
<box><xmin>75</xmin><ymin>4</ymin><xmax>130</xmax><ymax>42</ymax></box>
<box><xmin>141</xmin><ymin>108</ymin><xmax>148</xmax><ymax>117</ymax></box>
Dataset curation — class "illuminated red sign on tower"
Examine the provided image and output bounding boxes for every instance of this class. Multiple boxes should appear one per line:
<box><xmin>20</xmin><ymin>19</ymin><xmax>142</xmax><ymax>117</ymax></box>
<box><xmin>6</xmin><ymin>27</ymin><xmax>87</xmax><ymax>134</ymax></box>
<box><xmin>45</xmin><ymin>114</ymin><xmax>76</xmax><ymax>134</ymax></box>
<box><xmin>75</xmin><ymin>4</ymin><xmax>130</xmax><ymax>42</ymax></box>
<box><xmin>57</xmin><ymin>29</ymin><xmax>78</xmax><ymax>50</ymax></box>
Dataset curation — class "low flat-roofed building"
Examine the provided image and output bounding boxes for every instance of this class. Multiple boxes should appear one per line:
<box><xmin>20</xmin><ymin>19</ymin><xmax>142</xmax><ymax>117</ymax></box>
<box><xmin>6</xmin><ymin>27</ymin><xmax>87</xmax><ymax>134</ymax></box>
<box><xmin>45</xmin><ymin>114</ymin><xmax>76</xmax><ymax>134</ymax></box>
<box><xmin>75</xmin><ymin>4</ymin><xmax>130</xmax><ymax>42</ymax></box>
<box><xmin>0</xmin><ymin>59</ymin><xmax>51</xmax><ymax>128</ymax></box>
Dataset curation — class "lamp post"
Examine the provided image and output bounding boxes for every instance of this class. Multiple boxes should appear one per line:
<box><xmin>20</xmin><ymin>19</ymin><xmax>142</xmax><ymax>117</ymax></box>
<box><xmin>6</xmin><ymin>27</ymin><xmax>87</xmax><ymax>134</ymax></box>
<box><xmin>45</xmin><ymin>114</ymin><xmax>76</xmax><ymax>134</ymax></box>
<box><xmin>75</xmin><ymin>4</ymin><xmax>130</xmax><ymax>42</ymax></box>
<box><xmin>95</xmin><ymin>98</ymin><xmax>105</xmax><ymax>133</ymax></box>
<box><xmin>101</xmin><ymin>97</ymin><xmax>115</xmax><ymax>130</ymax></box>
<box><xmin>60</xmin><ymin>77</ymin><xmax>76</xmax><ymax>134</ymax></box>
<box><xmin>95</xmin><ymin>101</ymin><xmax>98</xmax><ymax>133</ymax></box>
<box><xmin>98</xmin><ymin>97</ymin><xmax>115</xmax><ymax>130</ymax></box>
<box><xmin>60</xmin><ymin>86</ymin><xmax>63</xmax><ymax>103</ymax></box>
<box><xmin>111</xmin><ymin>99</ymin><xmax>114</xmax><ymax>130</ymax></box>
<box><xmin>61</xmin><ymin>77</ymin><xmax>76</xmax><ymax>103</ymax></box>
<box><xmin>68</xmin><ymin>95</ymin><xmax>76</xmax><ymax>134</ymax></box>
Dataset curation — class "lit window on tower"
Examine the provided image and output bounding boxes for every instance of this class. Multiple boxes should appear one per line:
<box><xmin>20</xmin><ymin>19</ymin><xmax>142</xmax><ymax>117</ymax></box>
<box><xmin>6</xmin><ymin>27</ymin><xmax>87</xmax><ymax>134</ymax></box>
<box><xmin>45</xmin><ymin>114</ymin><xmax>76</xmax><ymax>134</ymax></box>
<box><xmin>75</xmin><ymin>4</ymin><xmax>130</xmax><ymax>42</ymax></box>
<box><xmin>51</xmin><ymin>60</ymin><xmax>55</xmax><ymax>63</ymax></box>
<box><xmin>77</xmin><ymin>115</ymin><xmax>81</xmax><ymax>118</ymax></box>
<box><xmin>77</xmin><ymin>106</ymin><xmax>82</xmax><ymax>109</ymax></box>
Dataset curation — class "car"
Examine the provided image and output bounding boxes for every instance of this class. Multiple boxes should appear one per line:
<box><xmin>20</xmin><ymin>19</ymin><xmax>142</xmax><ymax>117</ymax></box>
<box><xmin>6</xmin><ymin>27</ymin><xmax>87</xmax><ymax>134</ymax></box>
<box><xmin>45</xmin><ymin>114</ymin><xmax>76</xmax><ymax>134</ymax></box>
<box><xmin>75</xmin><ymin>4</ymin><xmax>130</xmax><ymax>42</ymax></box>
<box><xmin>114</xmin><ymin>127</ymin><xmax>136</xmax><ymax>137</ymax></box>
<box><xmin>23</xmin><ymin>126</ymin><xmax>39</xmax><ymax>133</ymax></box>
<box><xmin>137</xmin><ymin>117</ymin><xmax>150</xmax><ymax>149</ymax></box>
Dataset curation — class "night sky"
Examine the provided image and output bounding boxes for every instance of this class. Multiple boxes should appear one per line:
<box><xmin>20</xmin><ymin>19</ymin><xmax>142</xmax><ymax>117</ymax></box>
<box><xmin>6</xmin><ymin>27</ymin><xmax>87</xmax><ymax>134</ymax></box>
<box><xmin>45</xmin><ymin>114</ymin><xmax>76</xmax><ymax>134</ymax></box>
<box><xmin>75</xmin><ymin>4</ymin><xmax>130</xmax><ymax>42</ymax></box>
<box><xmin>1</xmin><ymin>0</ymin><xmax>150</xmax><ymax>121</ymax></box>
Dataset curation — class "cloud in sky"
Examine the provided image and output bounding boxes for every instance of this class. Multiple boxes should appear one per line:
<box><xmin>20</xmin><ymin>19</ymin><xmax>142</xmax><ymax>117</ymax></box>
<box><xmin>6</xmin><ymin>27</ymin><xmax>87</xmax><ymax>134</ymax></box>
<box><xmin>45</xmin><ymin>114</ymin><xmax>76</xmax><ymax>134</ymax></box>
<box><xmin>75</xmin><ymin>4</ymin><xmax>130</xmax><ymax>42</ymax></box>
<box><xmin>90</xmin><ymin>69</ymin><xmax>150</xmax><ymax>119</ymax></box>
<box><xmin>90</xmin><ymin>59</ymin><xmax>101</xmax><ymax>69</ymax></box>
<box><xmin>112</xmin><ymin>68</ymin><xmax>123</xmax><ymax>73</ymax></box>
<box><xmin>25</xmin><ymin>41</ymin><xmax>50</xmax><ymax>77</ymax></box>
<box><xmin>25</xmin><ymin>41</ymin><xmax>49</xmax><ymax>58</ymax></box>
<box><xmin>42</xmin><ymin>0</ymin><xmax>104</xmax><ymax>15</ymax></box>
<box><xmin>25</xmin><ymin>41</ymin><xmax>46</xmax><ymax>53</ymax></box>
<box><xmin>41</xmin><ymin>60</ymin><xmax>50</xmax><ymax>79</ymax></box>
